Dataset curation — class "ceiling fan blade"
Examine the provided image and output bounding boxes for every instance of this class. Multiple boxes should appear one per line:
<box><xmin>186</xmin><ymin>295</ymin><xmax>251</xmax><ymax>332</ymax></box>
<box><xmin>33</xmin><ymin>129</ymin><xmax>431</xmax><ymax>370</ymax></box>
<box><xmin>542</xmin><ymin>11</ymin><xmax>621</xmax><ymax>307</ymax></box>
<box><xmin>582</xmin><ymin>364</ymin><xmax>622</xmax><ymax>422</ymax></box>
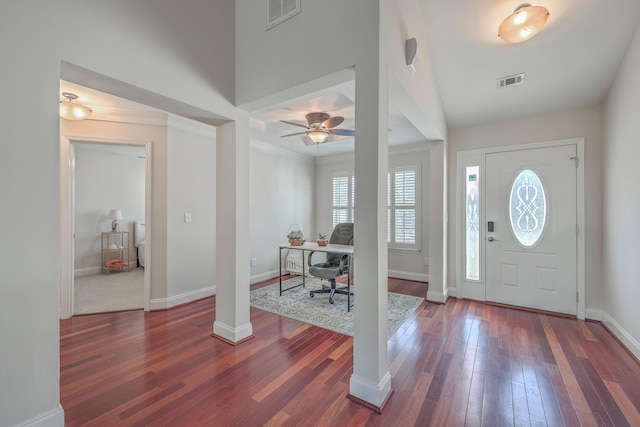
<box><xmin>329</xmin><ymin>128</ymin><xmax>355</xmax><ymax>136</ymax></box>
<box><xmin>323</xmin><ymin>116</ymin><xmax>344</xmax><ymax>128</ymax></box>
<box><xmin>280</xmin><ymin>131</ymin><xmax>307</xmax><ymax>138</ymax></box>
<box><xmin>280</xmin><ymin>120</ymin><xmax>309</xmax><ymax>129</ymax></box>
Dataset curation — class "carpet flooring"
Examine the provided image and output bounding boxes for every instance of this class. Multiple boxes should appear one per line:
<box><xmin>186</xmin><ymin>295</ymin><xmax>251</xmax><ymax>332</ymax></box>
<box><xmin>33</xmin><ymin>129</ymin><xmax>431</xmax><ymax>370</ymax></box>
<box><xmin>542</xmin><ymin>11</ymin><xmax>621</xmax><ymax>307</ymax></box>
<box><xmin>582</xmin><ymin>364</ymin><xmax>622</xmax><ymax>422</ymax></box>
<box><xmin>250</xmin><ymin>276</ymin><xmax>424</xmax><ymax>337</ymax></box>
<box><xmin>74</xmin><ymin>268</ymin><xmax>144</xmax><ymax>315</ymax></box>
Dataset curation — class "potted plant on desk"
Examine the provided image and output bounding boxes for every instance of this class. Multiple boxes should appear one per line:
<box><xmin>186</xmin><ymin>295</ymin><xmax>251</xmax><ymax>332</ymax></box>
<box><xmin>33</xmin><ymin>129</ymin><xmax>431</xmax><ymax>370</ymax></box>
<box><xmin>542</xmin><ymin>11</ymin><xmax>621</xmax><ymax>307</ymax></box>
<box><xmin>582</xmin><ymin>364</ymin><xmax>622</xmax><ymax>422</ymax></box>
<box><xmin>317</xmin><ymin>233</ymin><xmax>328</xmax><ymax>246</ymax></box>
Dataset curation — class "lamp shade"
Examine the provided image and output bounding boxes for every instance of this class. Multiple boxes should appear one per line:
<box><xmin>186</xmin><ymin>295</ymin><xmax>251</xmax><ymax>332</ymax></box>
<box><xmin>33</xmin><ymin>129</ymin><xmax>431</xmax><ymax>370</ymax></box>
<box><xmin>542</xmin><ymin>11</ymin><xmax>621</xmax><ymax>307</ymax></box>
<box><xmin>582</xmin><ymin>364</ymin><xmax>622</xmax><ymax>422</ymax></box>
<box><xmin>60</xmin><ymin>92</ymin><xmax>92</xmax><ymax>120</ymax></box>
<box><xmin>308</xmin><ymin>130</ymin><xmax>329</xmax><ymax>144</ymax></box>
<box><xmin>108</xmin><ymin>209</ymin><xmax>123</xmax><ymax>220</ymax></box>
<box><xmin>498</xmin><ymin>3</ymin><xmax>549</xmax><ymax>43</ymax></box>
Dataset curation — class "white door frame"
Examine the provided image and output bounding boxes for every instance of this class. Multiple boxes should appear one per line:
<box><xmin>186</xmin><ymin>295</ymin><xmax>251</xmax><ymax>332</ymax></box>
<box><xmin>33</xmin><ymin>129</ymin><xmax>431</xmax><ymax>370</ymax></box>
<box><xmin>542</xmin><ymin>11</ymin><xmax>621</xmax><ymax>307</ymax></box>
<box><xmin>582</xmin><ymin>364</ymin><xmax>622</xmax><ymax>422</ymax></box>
<box><xmin>455</xmin><ymin>137</ymin><xmax>585</xmax><ymax>319</ymax></box>
<box><xmin>59</xmin><ymin>135</ymin><xmax>152</xmax><ymax>319</ymax></box>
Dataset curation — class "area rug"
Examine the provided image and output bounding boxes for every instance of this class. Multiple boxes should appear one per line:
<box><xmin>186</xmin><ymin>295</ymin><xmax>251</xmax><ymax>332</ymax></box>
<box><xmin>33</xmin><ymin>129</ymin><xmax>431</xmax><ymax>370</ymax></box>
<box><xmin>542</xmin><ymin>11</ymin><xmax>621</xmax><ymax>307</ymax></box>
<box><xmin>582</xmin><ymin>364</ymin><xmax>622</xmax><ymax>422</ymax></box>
<box><xmin>250</xmin><ymin>276</ymin><xmax>424</xmax><ymax>338</ymax></box>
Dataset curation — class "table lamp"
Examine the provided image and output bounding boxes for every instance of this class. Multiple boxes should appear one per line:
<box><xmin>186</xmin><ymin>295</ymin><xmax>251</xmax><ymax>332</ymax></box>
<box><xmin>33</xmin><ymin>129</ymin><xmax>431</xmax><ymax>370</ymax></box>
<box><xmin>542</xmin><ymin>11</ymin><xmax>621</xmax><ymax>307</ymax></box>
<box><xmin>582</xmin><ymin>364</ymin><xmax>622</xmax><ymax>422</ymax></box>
<box><xmin>108</xmin><ymin>209</ymin><xmax>123</xmax><ymax>232</ymax></box>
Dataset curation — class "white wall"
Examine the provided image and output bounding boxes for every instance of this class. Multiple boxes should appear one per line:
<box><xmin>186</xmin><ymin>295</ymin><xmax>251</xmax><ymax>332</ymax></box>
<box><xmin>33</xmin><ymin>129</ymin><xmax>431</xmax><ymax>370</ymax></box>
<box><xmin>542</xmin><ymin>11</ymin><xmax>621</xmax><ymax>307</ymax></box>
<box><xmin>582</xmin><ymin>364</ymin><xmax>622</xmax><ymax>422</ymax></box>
<box><xmin>315</xmin><ymin>143</ymin><xmax>431</xmax><ymax>281</ymax></box>
<box><xmin>74</xmin><ymin>145</ymin><xmax>145</xmax><ymax>274</ymax></box>
<box><xmin>603</xmin><ymin>21</ymin><xmax>640</xmax><ymax>358</ymax></box>
<box><xmin>164</xmin><ymin>116</ymin><xmax>217</xmax><ymax>307</ymax></box>
<box><xmin>448</xmin><ymin>105</ymin><xmax>604</xmax><ymax>311</ymax></box>
<box><xmin>249</xmin><ymin>141</ymin><xmax>316</xmax><ymax>283</ymax></box>
<box><xmin>0</xmin><ymin>2</ymin><xmax>235</xmax><ymax>425</ymax></box>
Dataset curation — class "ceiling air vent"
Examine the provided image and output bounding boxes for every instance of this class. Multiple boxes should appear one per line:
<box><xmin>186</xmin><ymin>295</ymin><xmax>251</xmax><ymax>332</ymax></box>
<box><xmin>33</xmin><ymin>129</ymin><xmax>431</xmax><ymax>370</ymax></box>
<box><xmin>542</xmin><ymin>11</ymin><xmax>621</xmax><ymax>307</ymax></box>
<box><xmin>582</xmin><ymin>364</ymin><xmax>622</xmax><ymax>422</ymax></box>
<box><xmin>266</xmin><ymin>0</ymin><xmax>301</xmax><ymax>30</ymax></box>
<box><xmin>497</xmin><ymin>73</ymin><xmax>525</xmax><ymax>88</ymax></box>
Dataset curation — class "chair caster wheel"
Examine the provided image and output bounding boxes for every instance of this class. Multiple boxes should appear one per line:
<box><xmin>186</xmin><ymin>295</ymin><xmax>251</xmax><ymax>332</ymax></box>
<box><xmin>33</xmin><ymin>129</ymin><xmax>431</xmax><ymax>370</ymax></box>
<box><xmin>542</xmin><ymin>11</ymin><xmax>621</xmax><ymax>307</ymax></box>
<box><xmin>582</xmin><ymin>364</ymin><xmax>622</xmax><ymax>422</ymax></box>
<box><xmin>329</xmin><ymin>299</ymin><xmax>334</xmax><ymax>304</ymax></box>
<box><xmin>310</xmin><ymin>292</ymin><xmax>314</xmax><ymax>297</ymax></box>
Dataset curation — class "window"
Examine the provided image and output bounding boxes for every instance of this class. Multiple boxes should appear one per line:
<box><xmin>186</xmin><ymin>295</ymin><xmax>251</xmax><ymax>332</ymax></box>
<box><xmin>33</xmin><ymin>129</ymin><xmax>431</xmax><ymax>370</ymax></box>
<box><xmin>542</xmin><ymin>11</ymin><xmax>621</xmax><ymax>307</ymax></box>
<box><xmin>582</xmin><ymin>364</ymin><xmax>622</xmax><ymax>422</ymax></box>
<box><xmin>388</xmin><ymin>165</ymin><xmax>420</xmax><ymax>250</ymax></box>
<box><xmin>332</xmin><ymin>172</ymin><xmax>355</xmax><ymax>228</ymax></box>
<box><xmin>465</xmin><ymin>166</ymin><xmax>480</xmax><ymax>281</ymax></box>
<box><xmin>332</xmin><ymin>165</ymin><xmax>420</xmax><ymax>251</ymax></box>
<box><xmin>509</xmin><ymin>169</ymin><xmax>546</xmax><ymax>247</ymax></box>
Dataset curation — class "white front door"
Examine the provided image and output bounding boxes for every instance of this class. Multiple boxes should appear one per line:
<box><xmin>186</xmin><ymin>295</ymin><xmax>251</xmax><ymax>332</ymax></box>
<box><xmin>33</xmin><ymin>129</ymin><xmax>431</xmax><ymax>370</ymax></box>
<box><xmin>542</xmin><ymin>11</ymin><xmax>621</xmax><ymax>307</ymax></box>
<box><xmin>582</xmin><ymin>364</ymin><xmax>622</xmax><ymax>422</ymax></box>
<box><xmin>485</xmin><ymin>145</ymin><xmax>577</xmax><ymax>315</ymax></box>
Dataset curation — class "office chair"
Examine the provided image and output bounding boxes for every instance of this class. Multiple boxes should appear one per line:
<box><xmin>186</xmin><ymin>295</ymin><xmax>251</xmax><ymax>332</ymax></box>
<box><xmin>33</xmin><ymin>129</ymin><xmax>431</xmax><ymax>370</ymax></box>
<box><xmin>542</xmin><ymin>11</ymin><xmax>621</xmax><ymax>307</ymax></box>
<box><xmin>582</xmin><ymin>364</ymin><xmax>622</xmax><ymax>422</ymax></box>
<box><xmin>308</xmin><ymin>222</ymin><xmax>354</xmax><ymax>305</ymax></box>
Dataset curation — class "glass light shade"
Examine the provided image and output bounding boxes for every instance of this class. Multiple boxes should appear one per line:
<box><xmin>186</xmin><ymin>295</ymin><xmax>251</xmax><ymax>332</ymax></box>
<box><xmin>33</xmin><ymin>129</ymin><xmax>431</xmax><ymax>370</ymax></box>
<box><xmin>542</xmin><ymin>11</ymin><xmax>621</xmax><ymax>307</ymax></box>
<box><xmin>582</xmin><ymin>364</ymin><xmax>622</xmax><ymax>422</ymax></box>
<box><xmin>498</xmin><ymin>4</ymin><xmax>549</xmax><ymax>43</ymax></box>
<box><xmin>60</xmin><ymin>99</ymin><xmax>92</xmax><ymax>120</ymax></box>
<box><xmin>308</xmin><ymin>130</ymin><xmax>329</xmax><ymax>144</ymax></box>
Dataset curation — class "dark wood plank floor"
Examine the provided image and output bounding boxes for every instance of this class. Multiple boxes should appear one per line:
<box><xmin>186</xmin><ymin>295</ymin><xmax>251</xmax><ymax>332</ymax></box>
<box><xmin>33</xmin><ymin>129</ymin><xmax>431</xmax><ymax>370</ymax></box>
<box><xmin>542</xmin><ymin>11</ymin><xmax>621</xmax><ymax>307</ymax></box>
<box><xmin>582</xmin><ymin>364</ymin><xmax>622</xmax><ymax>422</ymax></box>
<box><xmin>60</xmin><ymin>277</ymin><xmax>640</xmax><ymax>426</ymax></box>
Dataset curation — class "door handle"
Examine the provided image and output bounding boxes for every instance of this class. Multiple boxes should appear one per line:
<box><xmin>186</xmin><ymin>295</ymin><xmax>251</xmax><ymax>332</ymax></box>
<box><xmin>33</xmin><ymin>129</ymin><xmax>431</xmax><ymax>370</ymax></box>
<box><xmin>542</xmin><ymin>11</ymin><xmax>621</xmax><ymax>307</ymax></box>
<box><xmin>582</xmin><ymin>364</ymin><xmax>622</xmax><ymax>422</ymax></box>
<box><xmin>488</xmin><ymin>236</ymin><xmax>500</xmax><ymax>242</ymax></box>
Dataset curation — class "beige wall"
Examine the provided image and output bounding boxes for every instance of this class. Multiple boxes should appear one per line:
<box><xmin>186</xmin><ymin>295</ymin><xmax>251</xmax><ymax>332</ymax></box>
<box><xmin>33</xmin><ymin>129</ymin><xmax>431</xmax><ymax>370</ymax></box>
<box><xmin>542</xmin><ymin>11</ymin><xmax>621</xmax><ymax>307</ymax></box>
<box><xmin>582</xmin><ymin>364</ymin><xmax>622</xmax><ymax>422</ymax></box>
<box><xmin>448</xmin><ymin>105</ymin><xmax>604</xmax><ymax>311</ymax></box>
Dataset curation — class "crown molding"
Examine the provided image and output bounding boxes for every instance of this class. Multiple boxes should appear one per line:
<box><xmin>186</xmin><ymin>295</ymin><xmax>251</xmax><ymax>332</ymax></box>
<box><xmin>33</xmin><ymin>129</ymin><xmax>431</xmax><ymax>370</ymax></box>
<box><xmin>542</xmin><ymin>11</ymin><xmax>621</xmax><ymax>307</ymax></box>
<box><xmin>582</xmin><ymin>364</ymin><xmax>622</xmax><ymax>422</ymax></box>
<box><xmin>88</xmin><ymin>105</ymin><xmax>167</xmax><ymax>126</ymax></box>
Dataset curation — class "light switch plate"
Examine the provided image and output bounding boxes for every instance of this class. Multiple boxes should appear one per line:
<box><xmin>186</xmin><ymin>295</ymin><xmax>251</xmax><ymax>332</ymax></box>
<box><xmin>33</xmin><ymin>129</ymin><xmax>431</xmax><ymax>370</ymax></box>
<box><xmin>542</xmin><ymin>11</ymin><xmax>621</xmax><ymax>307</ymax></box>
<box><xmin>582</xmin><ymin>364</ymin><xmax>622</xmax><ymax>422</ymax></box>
<box><xmin>184</xmin><ymin>212</ymin><xmax>192</xmax><ymax>223</ymax></box>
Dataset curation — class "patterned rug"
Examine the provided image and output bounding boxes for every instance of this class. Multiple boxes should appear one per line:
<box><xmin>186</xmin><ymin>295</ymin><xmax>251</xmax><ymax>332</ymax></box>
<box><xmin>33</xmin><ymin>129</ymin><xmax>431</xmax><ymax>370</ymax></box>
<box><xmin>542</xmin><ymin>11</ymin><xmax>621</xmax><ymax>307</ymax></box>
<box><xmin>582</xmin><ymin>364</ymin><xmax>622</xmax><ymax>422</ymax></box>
<box><xmin>250</xmin><ymin>276</ymin><xmax>424</xmax><ymax>338</ymax></box>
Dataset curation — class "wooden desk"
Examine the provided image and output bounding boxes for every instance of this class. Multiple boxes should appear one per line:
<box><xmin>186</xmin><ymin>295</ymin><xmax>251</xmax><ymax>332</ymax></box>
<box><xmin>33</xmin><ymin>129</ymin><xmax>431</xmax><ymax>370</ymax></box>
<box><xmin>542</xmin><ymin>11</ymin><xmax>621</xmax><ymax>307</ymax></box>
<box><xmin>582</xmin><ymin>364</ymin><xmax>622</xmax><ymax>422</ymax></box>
<box><xmin>278</xmin><ymin>242</ymin><xmax>354</xmax><ymax>311</ymax></box>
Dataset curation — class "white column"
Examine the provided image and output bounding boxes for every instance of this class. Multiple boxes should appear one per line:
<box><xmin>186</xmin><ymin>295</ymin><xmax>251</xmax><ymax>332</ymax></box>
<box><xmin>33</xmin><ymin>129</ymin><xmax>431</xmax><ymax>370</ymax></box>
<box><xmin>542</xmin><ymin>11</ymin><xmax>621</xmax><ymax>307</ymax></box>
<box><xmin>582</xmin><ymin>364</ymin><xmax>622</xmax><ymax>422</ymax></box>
<box><xmin>213</xmin><ymin>112</ymin><xmax>253</xmax><ymax>343</ymax></box>
<box><xmin>349</xmin><ymin>55</ymin><xmax>392</xmax><ymax>410</ymax></box>
<box><xmin>427</xmin><ymin>140</ymin><xmax>448</xmax><ymax>303</ymax></box>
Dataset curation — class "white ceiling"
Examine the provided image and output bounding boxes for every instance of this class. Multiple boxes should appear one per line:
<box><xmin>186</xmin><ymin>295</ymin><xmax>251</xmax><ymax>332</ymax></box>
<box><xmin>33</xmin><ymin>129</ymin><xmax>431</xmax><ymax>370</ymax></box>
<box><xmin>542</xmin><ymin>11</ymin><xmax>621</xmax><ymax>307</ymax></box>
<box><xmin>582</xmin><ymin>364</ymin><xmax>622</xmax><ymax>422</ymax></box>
<box><xmin>62</xmin><ymin>1</ymin><xmax>640</xmax><ymax>156</ymax></box>
<box><xmin>420</xmin><ymin>0</ymin><xmax>640</xmax><ymax>128</ymax></box>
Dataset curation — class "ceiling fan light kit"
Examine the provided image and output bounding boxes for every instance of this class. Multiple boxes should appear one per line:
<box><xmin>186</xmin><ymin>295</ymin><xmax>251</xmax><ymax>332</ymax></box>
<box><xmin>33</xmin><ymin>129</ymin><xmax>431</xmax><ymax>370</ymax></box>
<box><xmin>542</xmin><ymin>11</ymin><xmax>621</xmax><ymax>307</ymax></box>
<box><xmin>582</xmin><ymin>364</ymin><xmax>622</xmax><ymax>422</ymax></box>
<box><xmin>308</xmin><ymin>130</ymin><xmax>330</xmax><ymax>144</ymax></box>
<box><xmin>60</xmin><ymin>92</ymin><xmax>92</xmax><ymax>120</ymax></box>
<box><xmin>498</xmin><ymin>3</ymin><xmax>549</xmax><ymax>43</ymax></box>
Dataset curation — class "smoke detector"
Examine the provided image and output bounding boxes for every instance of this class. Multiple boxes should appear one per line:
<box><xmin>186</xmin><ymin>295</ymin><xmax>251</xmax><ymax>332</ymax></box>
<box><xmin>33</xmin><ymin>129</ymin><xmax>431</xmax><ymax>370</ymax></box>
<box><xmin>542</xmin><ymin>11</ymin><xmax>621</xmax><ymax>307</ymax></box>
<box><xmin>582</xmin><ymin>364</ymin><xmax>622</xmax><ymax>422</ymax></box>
<box><xmin>497</xmin><ymin>73</ymin><xmax>525</xmax><ymax>88</ymax></box>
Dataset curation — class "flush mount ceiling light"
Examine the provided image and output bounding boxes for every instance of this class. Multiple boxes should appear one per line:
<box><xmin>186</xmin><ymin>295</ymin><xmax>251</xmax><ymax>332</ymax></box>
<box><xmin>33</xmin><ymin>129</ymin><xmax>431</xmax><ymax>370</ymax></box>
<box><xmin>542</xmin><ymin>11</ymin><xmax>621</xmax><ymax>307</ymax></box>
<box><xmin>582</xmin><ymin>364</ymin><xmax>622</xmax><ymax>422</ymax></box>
<box><xmin>498</xmin><ymin>3</ymin><xmax>549</xmax><ymax>43</ymax></box>
<box><xmin>59</xmin><ymin>92</ymin><xmax>92</xmax><ymax>120</ymax></box>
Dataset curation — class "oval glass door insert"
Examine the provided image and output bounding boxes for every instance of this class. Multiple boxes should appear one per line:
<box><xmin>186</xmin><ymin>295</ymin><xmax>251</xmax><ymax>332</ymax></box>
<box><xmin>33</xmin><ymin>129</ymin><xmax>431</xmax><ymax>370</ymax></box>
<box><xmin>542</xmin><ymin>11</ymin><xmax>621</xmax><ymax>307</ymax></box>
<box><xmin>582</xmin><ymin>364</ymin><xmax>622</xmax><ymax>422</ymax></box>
<box><xmin>509</xmin><ymin>169</ymin><xmax>546</xmax><ymax>247</ymax></box>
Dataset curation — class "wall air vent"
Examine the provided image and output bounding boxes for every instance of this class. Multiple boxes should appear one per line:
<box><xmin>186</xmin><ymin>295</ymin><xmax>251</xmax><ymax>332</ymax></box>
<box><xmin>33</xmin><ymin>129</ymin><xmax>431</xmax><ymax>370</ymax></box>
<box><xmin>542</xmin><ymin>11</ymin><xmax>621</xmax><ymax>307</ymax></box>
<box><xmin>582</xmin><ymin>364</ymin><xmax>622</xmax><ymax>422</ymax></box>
<box><xmin>497</xmin><ymin>73</ymin><xmax>525</xmax><ymax>88</ymax></box>
<box><xmin>266</xmin><ymin>0</ymin><xmax>301</xmax><ymax>30</ymax></box>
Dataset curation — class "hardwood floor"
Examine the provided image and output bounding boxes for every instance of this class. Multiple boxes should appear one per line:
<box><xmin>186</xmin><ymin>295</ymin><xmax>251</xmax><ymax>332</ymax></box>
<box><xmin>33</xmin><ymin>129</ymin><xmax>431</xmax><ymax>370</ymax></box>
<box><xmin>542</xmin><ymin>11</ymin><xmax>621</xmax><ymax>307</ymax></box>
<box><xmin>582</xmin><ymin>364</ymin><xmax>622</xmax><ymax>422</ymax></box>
<box><xmin>60</xmin><ymin>277</ymin><xmax>640</xmax><ymax>426</ymax></box>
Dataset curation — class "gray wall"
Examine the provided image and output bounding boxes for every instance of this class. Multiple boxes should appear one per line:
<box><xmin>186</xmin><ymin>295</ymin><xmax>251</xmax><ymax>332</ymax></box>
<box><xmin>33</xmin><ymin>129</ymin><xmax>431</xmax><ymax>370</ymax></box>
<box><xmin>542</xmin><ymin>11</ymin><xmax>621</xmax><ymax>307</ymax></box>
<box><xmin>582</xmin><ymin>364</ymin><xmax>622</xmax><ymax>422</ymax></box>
<box><xmin>165</xmin><ymin>116</ymin><xmax>217</xmax><ymax>304</ymax></box>
<box><xmin>603</xmin><ymin>20</ymin><xmax>640</xmax><ymax>358</ymax></box>
<box><xmin>249</xmin><ymin>142</ymin><xmax>316</xmax><ymax>283</ymax></box>
<box><xmin>0</xmin><ymin>2</ymin><xmax>235</xmax><ymax>425</ymax></box>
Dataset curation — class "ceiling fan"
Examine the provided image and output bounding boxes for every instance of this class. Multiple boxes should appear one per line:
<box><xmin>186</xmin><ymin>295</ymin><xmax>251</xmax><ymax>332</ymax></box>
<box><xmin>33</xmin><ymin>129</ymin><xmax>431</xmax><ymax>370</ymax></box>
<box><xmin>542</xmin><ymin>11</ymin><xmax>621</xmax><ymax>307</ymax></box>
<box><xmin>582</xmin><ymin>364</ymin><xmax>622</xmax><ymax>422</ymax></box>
<box><xmin>280</xmin><ymin>112</ymin><xmax>355</xmax><ymax>145</ymax></box>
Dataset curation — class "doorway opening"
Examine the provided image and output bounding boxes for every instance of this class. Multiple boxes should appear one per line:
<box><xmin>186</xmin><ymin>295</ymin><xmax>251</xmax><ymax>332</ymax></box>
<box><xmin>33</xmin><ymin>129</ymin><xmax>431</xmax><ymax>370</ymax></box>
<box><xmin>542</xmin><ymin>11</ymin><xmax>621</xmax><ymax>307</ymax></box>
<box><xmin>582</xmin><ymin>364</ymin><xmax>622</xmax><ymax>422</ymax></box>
<box><xmin>60</xmin><ymin>136</ymin><xmax>152</xmax><ymax>318</ymax></box>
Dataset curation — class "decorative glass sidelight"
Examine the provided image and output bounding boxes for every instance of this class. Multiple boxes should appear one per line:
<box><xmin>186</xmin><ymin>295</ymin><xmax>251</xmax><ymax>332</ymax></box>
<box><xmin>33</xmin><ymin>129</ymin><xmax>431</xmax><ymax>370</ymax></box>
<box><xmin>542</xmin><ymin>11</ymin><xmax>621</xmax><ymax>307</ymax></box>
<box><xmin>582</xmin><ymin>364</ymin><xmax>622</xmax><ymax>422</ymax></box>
<box><xmin>465</xmin><ymin>166</ymin><xmax>480</xmax><ymax>281</ymax></box>
<box><xmin>509</xmin><ymin>169</ymin><xmax>547</xmax><ymax>247</ymax></box>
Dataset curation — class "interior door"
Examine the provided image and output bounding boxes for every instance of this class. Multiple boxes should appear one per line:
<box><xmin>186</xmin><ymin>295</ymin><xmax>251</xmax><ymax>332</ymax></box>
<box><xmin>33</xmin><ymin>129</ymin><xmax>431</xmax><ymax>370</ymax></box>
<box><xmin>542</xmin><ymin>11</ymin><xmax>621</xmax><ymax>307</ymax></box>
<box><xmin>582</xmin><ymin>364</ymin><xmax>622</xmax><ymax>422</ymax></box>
<box><xmin>485</xmin><ymin>145</ymin><xmax>577</xmax><ymax>315</ymax></box>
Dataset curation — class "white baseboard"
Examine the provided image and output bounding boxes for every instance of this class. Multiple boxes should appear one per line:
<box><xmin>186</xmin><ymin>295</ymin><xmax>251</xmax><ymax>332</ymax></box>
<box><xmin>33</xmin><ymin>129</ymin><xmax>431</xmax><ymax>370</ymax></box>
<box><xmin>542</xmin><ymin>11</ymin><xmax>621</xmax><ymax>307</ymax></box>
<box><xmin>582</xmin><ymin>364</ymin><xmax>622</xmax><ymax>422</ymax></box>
<box><xmin>213</xmin><ymin>320</ymin><xmax>253</xmax><ymax>343</ymax></box>
<box><xmin>149</xmin><ymin>285</ymin><xmax>216</xmax><ymax>310</ymax></box>
<box><xmin>427</xmin><ymin>288</ymin><xmax>448</xmax><ymax>304</ymax></box>
<box><xmin>250</xmin><ymin>269</ymin><xmax>280</xmax><ymax>284</ymax></box>
<box><xmin>388</xmin><ymin>270</ymin><xmax>428</xmax><ymax>283</ymax></box>
<box><xmin>17</xmin><ymin>404</ymin><xmax>64</xmax><ymax>427</ymax></box>
<box><xmin>349</xmin><ymin>372</ymin><xmax>393</xmax><ymax>409</ymax></box>
<box><xmin>74</xmin><ymin>266</ymin><xmax>102</xmax><ymax>277</ymax></box>
<box><xmin>585</xmin><ymin>307</ymin><xmax>603</xmax><ymax>321</ymax></box>
<box><xmin>600</xmin><ymin>310</ymin><xmax>640</xmax><ymax>361</ymax></box>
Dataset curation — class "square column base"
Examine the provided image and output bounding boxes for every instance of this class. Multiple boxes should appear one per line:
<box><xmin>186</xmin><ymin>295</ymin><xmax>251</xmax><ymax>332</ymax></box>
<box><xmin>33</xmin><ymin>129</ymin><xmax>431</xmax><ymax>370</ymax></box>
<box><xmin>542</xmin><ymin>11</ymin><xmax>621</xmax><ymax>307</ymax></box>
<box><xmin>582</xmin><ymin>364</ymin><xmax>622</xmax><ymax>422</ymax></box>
<box><xmin>212</xmin><ymin>320</ymin><xmax>253</xmax><ymax>344</ymax></box>
<box><xmin>348</xmin><ymin>372</ymin><xmax>393</xmax><ymax>413</ymax></box>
